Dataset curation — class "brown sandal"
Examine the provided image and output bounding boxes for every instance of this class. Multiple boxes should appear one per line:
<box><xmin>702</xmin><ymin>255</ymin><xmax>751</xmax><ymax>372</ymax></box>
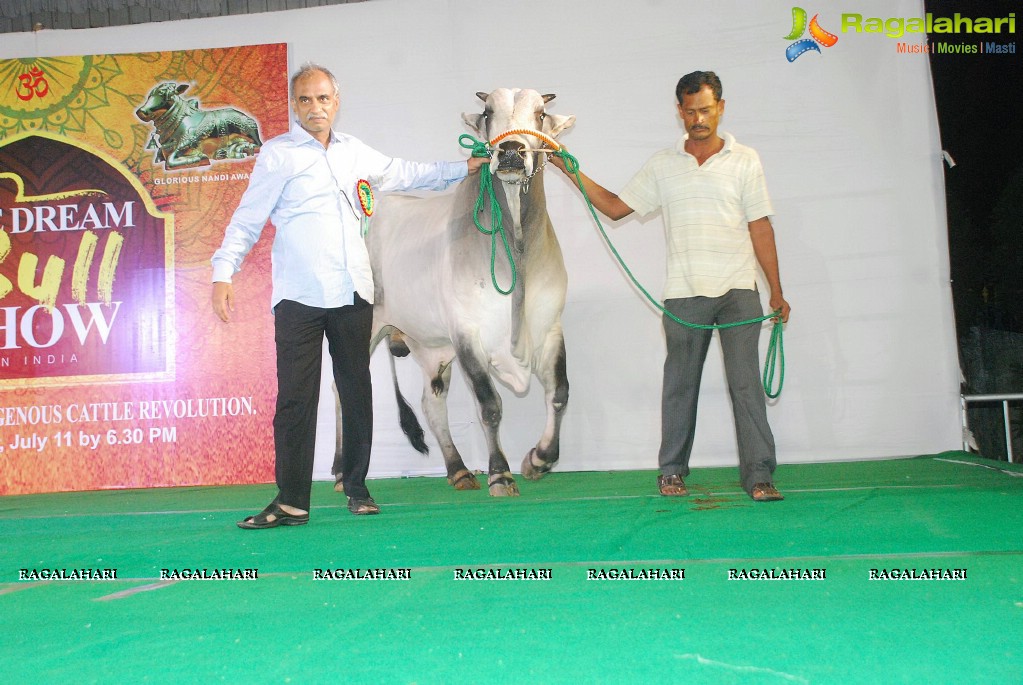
<box><xmin>347</xmin><ymin>497</ymin><xmax>380</xmax><ymax>515</ymax></box>
<box><xmin>657</xmin><ymin>474</ymin><xmax>689</xmax><ymax>497</ymax></box>
<box><xmin>751</xmin><ymin>482</ymin><xmax>784</xmax><ymax>501</ymax></box>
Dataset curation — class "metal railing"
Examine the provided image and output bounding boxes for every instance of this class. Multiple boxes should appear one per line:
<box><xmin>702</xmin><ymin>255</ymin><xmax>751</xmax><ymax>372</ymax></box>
<box><xmin>961</xmin><ymin>393</ymin><xmax>1023</xmax><ymax>463</ymax></box>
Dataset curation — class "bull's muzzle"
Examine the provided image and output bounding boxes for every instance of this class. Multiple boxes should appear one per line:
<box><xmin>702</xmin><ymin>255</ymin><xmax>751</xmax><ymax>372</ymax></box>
<box><xmin>496</xmin><ymin>141</ymin><xmax>527</xmax><ymax>172</ymax></box>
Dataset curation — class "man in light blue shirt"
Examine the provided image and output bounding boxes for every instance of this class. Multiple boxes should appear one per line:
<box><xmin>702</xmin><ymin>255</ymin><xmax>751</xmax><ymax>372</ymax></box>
<box><xmin>212</xmin><ymin>63</ymin><xmax>485</xmax><ymax>527</ymax></box>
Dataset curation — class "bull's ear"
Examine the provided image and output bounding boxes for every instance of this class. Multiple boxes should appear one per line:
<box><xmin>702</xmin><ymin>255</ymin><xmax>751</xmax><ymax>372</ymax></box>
<box><xmin>544</xmin><ymin>113</ymin><xmax>576</xmax><ymax>138</ymax></box>
<box><xmin>542</xmin><ymin>94</ymin><xmax>556</xmax><ymax>103</ymax></box>
<box><xmin>462</xmin><ymin>112</ymin><xmax>486</xmax><ymax>137</ymax></box>
<box><xmin>176</xmin><ymin>83</ymin><xmax>189</xmax><ymax>94</ymax></box>
<box><xmin>476</xmin><ymin>91</ymin><xmax>489</xmax><ymax>102</ymax></box>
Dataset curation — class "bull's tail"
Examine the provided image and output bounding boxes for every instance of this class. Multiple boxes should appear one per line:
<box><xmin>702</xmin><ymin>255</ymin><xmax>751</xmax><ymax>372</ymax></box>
<box><xmin>388</xmin><ymin>339</ymin><xmax>429</xmax><ymax>455</ymax></box>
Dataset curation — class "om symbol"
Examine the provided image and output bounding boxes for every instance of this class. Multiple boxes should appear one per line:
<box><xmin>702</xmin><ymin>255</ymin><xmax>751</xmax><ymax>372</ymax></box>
<box><xmin>16</xmin><ymin>66</ymin><xmax>49</xmax><ymax>101</ymax></box>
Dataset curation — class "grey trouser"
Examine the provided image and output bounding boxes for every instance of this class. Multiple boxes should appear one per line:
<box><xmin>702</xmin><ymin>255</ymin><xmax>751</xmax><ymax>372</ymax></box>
<box><xmin>657</xmin><ymin>289</ymin><xmax>777</xmax><ymax>493</ymax></box>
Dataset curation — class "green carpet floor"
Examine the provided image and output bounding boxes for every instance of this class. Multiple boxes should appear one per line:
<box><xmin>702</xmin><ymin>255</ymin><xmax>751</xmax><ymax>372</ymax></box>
<box><xmin>3</xmin><ymin>451</ymin><xmax>1022</xmax><ymax>684</ymax></box>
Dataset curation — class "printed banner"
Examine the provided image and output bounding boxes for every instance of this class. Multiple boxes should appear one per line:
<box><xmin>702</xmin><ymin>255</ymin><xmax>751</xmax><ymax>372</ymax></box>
<box><xmin>0</xmin><ymin>44</ymin><xmax>290</xmax><ymax>495</ymax></box>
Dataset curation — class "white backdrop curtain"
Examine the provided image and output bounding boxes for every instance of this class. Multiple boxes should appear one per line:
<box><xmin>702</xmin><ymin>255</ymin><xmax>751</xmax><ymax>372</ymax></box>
<box><xmin>1</xmin><ymin>0</ymin><xmax>960</xmax><ymax>480</ymax></box>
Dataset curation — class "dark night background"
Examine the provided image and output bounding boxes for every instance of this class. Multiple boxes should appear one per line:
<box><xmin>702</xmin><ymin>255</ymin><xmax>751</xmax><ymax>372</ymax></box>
<box><xmin>926</xmin><ymin>0</ymin><xmax>1023</xmax><ymax>457</ymax></box>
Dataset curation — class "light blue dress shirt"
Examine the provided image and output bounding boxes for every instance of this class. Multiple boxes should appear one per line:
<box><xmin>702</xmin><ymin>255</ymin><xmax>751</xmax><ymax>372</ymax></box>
<box><xmin>211</xmin><ymin>124</ymin><xmax>467</xmax><ymax>311</ymax></box>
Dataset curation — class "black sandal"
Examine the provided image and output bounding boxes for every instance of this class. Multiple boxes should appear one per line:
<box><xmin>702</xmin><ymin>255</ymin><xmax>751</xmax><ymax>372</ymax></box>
<box><xmin>237</xmin><ymin>501</ymin><xmax>309</xmax><ymax>529</ymax></box>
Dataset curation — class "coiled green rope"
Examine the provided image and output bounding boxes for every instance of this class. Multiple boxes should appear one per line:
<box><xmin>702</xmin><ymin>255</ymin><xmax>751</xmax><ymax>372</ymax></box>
<box><xmin>460</xmin><ymin>134</ymin><xmax>517</xmax><ymax>295</ymax></box>
<box><xmin>458</xmin><ymin>133</ymin><xmax>784</xmax><ymax>397</ymax></box>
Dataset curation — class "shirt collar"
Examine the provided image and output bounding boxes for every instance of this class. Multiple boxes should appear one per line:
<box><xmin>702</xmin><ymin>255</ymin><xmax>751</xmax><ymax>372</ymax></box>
<box><xmin>676</xmin><ymin>131</ymin><xmax>736</xmax><ymax>155</ymax></box>
<box><xmin>288</xmin><ymin>121</ymin><xmax>339</xmax><ymax>147</ymax></box>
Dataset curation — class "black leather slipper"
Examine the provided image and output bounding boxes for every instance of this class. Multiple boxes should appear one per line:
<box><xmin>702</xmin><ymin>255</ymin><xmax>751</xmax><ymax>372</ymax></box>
<box><xmin>237</xmin><ymin>501</ymin><xmax>309</xmax><ymax>529</ymax></box>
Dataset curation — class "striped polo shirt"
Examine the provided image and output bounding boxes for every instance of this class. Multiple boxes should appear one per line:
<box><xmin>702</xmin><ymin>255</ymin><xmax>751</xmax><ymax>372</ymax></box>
<box><xmin>618</xmin><ymin>132</ymin><xmax>774</xmax><ymax>300</ymax></box>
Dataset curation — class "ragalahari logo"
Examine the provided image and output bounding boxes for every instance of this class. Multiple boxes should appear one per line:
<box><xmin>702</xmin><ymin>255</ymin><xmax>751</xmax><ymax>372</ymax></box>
<box><xmin>784</xmin><ymin>7</ymin><xmax>839</xmax><ymax>61</ymax></box>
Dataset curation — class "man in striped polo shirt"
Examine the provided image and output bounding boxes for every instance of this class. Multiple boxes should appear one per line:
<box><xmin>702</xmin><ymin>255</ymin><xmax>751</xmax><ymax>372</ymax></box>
<box><xmin>555</xmin><ymin>71</ymin><xmax>790</xmax><ymax>502</ymax></box>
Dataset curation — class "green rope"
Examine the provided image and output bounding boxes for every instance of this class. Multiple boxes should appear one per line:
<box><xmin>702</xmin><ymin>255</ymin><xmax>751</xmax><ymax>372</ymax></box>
<box><xmin>554</xmin><ymin>148</ymin><xmax>785</xmax><ymax>398</ymax></box>
<box><xmin>457</xmin><ymin>133</ymin><xmax>784</xmax><ymax>398</ymax></box>
<box><xmin>459</xmin><ymin>134</ymin><xmax>516</xmax><ymax>295</ymax></box>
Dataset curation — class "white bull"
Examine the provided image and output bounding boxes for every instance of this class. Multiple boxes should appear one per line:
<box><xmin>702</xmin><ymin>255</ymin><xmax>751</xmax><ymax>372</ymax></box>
<box><xmin>336</xmin><ymin>88</ymin><xmax>575</xmax><ymax>496</ymax></box>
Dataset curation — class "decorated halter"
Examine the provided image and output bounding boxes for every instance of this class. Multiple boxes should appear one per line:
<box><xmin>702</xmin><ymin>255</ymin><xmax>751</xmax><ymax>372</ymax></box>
<box><xmin>487</xmin><ymin>128</ymin><xmax>562</xmax><ymax>152</ymax></box>
<box><xmin>484</xmin><ymin>128</ymin><xmax>562</xmax><ymax>190</ymax></box>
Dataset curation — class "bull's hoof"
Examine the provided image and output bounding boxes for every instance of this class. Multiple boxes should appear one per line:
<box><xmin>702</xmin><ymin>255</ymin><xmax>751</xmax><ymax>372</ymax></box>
<box><xmin>333</xmin><ymin>473</ymin><xmax>344</xmax><ymax>493</ymax></box>
<box><xmin>447</xmin><ymin>469</ymin><xmax>481</xmax><ymax>490</ymax></box>
<box><xmin>520</xmin><ymin>448</ymin><xmax>558</xmax><ymax>481</ymax></box>
<box><xmin>487</xmin><ymin>472</ymin><xmax>520</xmax><ymax>497</ymax></box>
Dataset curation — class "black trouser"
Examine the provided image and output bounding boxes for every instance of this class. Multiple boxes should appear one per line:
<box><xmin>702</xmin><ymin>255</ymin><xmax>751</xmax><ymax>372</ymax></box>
<box><xmin>272</xmin><ymin>296</ymin><xmax>373</xmax><ymax>510</ymax></box>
